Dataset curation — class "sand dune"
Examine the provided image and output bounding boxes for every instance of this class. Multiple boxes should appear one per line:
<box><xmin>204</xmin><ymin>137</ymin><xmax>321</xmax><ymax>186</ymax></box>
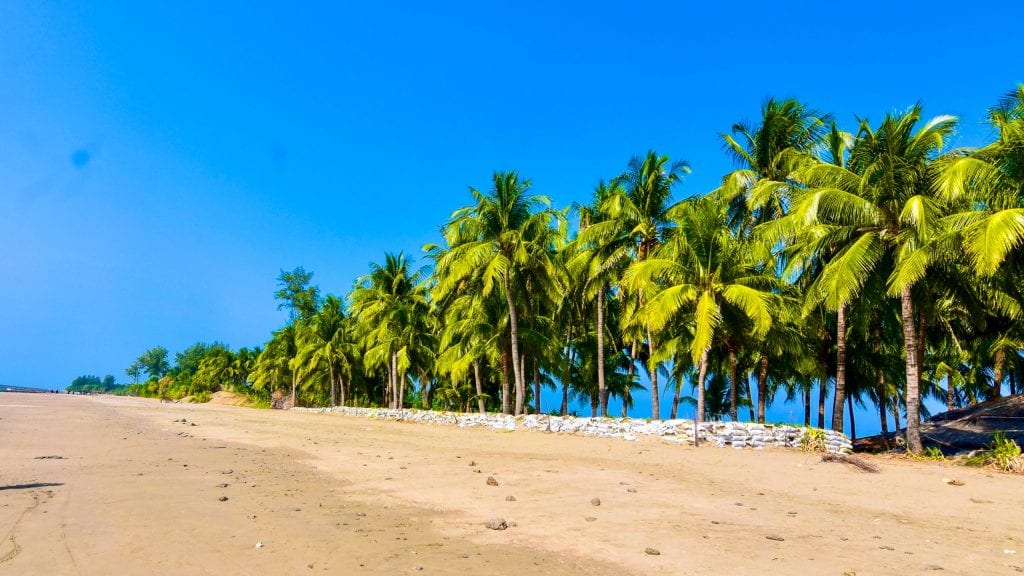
<box><xmin>1</xmin><ymin>394</ymin><xmax>1022</xmax><ymax>575</ymax></box>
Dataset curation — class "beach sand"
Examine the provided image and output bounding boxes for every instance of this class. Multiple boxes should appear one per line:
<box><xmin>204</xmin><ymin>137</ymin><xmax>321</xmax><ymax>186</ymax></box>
<box><xmin>1</xmin><ymin>394</ymin><xmax>1022</xmax><ymax>575</ymax></box>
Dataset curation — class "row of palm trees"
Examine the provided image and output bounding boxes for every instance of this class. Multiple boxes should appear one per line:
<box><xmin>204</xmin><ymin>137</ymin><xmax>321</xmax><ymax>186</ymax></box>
<box><xmin>246</xmin><ymin>87</ymin><xmax>1024</xmax><ymax>454</ymax></box>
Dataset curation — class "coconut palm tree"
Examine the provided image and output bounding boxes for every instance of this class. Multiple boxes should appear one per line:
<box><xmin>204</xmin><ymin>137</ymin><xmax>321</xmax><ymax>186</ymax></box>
<box><xmin>433</xmin><ymin>172</ymin><xmax>563</xmax><ymax>415</ymax></box>
<box><xmin>293</xmin><ymin>295</ymin><xmax>353</xmax><ymax>407</ymax></box>
<box><xmin>779</xmin><ymin>105</ymin><xmax>958</xmax><ymax>452</ymax></box>
<box><xmin>937</xmin><ymin>85</ymin><xmax>1024</xmax><ymax>277</ymax></box>
<box><xmin>252</xmin><ymin>324</ymin><xmax>298</xmax><ymax>405</ymax></box>
<box><xmin>350</xmin><ymin>253</ymin><xmax>430</xmax><ymax>409</ymax></box>
<box><xmin>623</xmin><ymin>197</ymin><xmax>777</xmax><ymax>422</ymax></box>
<box><xmin>571</xmin><ymin>179</ymin><xmax>633</xmax><ymax>415</ymax></box>
<box><xmin>719</xmin><ymin>97</ymin><xmax>830</xmax><ymax>231</ymax></box>
<box><xmin>603</xmin><ymin>151</ymin><xmax>691</xmax><ymax>420</ymax></box>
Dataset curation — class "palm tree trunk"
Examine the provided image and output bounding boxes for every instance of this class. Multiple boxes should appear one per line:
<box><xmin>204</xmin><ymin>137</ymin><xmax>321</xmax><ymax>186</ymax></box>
<box><xmin>328</xmin><ymin>364</ymin><xmax>337</xmax><ymax>407</ymax></box>
<box><xmin>879</xmin><ymin>374</ymin><xmax>890</xmax><ymax>450</ymax></box>
<box><xmin>900</xmin><ymin>286</ymin><xmax>923</xmax><ymax>453</ymax></box>
<box><xmin>892</xmin><ymin>392</ymin><xmax>901</xmax><ymax>435</ymax></box>
<box><xmin>847</xmin><ymin>394</ymin><xmax>856</xmax><ymax>441</ymax></box>
<box><xmin>421</xmin><ymin>369</ymin><xmax>431</xmax><ymax>410</ymax></box>
<box><xmin>533</xmin><ymin>361</ymin><xmax>541</xmax><ymax>415</ymax></box>
<box><xmin>474</xmin><ymin>362</ymin><xmax>485</xmax><ymax>414</ymax></box>
<box><xmin>520</xmin><ymin>355</ymin><xmax>526</xmax><ymax>411</ymax></box>
<box><xmin>728</xmin><ymin>344</ymin><xmax>739</xmax><ymax>421</ymax></box>
<box><xmin>817</xmin><ymin>378</ymin><xmax>826</xmax><ymax>429</ymax></box>
<box><xmin>696</xmin><ymin>348</ymin><xmax>708</xmax><ymax>423</ymax></box>
<box><xmin>399</xmin><ymin>370</ymin><xmax>406</xmax><ymax>408</ymax></box>
<box><xmin>670</xmin><ymin>376</ymin><xmax>681</xmax><ymax>420</ymax></box>
<box><xmin>597</xmin><ymin>287</ymin><xmax>608</xmax><ymax>416</ymax></box>
<box><xmin>291</xmin><ymin>371</ymin><xmax>298</xmax><ymax>408</ymax></box>
<box><xmin>993</xmin><ymin>348</ymin><xmax>1006</xmax><ymax>399</ymax></box>
<box><xmin>500</xmin><ymin>346</ymin><xmax>511</xmax><ymax>415</ymax></box>
<box><xmin>562</xmin><ymin>326</ymin><xmax>572</xmax><ymax>416</ymax></box>
<box><xmin>946</xmin><ymin>374</ymin><xmax>954</xmax><ymax>412</ymax></box>
<box><xmin>757</xmin><ymin>354</ymin><xmax>769</xmax><ymax>423</ymax></box>
<box><xmin>832</xmin><ymin>303</ymin><xmax>847</xmax><ymax>432</ymax></box>
<box><xmin>625</xmin><ymin>341</ymin><xmax>637</xmax><ymax>418</ymax></box>
<box><xmin>503</xmin><ymin>275</ymin><xmax>526</xmax><ymax>416</ymax></box>
<box><xmin>391</xmin><ymin>353</ymin><xmax>399</xmax><ymax>409</ymax></box>
<box><xmin>648</xmin><ymin>327</ymin><xmax>659</xmax><ymax>420</ymax></box>
<box><xmin>803</xmin><ymin>386</ymin><xmax>811</xmax><ymax>426</ymax></box>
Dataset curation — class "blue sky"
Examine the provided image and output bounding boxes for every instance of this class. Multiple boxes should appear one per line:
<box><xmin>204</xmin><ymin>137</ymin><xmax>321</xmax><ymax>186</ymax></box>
<box><xmin>1</xmin><ymin>1</ymin><xmax>1020</xmax><ymax>434</ymax></box>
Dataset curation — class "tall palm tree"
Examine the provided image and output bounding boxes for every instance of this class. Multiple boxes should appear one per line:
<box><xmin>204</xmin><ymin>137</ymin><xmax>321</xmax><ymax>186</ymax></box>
<box><xmin>938</xmin><ymin>86</ymin><xmax>1024</xmax><ymax>399</ymax></box>
<box><xmin>780</xmin><ymin>105</ymin><xmax>958</xmax><ymax>452</ymax></box>
<box><xmin>604</xmin><ymin>151</ymin><xmax>691</xmax><ymax>420</ymax></box>
<box><xmin>252</xmin><ymin>324</ymin><xmax>298</xmax><ymax>404</ymax></box>
<box><xmin>434</xmin><ymin>172</ymin><xmax>563</xmax><ymax>415</ymax></box>
<box><xmin>351</xmin><ymin>253</ymin><xmax>430</xmax><ymax>409</ymax></box>
<box><xmin>721</xmin><ymin>99</ymin><xmax>829</xmax><ymax>423</ymax></box>
<box><xmin>623</xmin><ymin>197</ymin><xmax>777</xmax><ymax>422</ymax></box>
<box><xmin>294</xmin><ymin>295</ymin><xmax>353</xmax><ymax>407</ymax></box>
<box><xmin>571</xmin><ymin>179</ymin><xmax>632</xmax><ymax>416</ymax></box>
<box><xmin>719</xmin><ymin>97</ymin><xmax>830</xmax><ymax>230</ymax></box>
<box><xmin>938</xmin><ymin>85</ymin><xmax>1024</xmax><ymax>277</ymax></box>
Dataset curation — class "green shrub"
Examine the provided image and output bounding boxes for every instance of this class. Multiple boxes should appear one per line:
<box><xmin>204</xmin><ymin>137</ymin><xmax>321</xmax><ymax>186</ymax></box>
<box><xmin>966</xmin><ymin>432</ymin><xmax>1023</xmax><ymax>473</ymax></box>
<box><xmin>189</xmin><ymin>390</ymin><xmax>213</xmax><ymax>403</ymax></box>
<box><xmin>920</xmin><ymin>447</ymin><xmax>945</xmax><ymax>461</ymax></box>
<box><xmin>801</xmin><ymin>427</ymin><xmax>827</xmax><ymax>453</ymax></box>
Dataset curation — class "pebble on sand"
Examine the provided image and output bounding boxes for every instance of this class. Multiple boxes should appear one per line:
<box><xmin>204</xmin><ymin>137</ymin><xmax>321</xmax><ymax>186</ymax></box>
<box><xmin>486</xmin><ymin>518</ymin><xmax>508</xmax><ymax>530</ymax></box>
<box><xmin>645</xmin><ymin>547</ymin><xmax>660</xmax><ymax>556</ymax></box>
<box><xmin>590</xmin><ymin>497</ymin><xmax>601</xmax><ymax>506</ymax></box>
<box><xmin>486</xmin><ymin>476</ymin><xmax>499</xmax><ymax>486</ymax></box>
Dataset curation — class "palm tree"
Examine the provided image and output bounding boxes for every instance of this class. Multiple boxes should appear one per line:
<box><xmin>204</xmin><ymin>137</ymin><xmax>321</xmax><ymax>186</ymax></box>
<box><xmin>603</xmin><ymin>151</ymin><xmax>691</xmax><ymax>420</ymax></box>
<box><xmin>719</xmin><ymin>97</ymin><xmax>830</xmax><ymax>230</ymax></box>
<box><xmin>351</xmin><ymin>253</ymin><xmax>430</xmax><ymax>409</ymax></box>
<box><xmin>252</xmin><ymin>324</ymin><xmax>298</xmax><ymax>405</ymax></box>
<box><xmin>294</xmin><ymin>295</ymin><xmax>353</xmax><ymax>407</ymax></box>
<box><xmin>937</xmin><ymin>85</ymin><xmax>1024</xmax><ymax>277</ymax></box>
<box><xmin>623</xmin><ymin>197</ymin><xmax>776</xmax><ymax>422</ymax></box>
<box><xmin>781</xmin><ymin>105</ymin><xmax>958</xmax><ymax>452</ymax></box>
<box><xmin>434</xmin><ymin>172</ymin><xmax>563</xmax><ymax>415</ymax></box>
<box><xmin>937</xmin><ymin>86</ymin><xmax>1024</xmax><ymax>399</ymax></box>
<box><xmin>571</xmin><ymin>179</ymin><xmax>633</xmax><ymax>416</ymax></box>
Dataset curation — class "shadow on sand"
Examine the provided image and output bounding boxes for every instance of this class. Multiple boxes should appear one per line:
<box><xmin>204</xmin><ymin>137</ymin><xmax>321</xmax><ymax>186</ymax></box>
<box><xmin>0</xmin><ymin>482</ymin><xmax>64</xmax><ymax>491</ymax></box>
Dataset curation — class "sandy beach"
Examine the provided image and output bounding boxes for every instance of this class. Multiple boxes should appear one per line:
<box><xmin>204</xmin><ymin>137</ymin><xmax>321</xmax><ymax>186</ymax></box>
<box><xmin>2</xmin><ymin>394</ymin><xmax>1022</xmax><ymax>575</ymax></box>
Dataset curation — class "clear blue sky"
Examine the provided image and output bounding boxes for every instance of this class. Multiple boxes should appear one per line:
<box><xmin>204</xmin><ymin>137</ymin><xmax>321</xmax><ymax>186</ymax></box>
<box><xmin>2</xmin><ymin>1</ymin><xmax>1020</xmax><ymax>434</ymax></box>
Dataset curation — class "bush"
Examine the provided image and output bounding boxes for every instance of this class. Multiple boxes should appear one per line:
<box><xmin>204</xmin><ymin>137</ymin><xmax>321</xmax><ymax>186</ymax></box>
<box><xmin>189</xmin><ymin>390</ymin><xmax>213</xmax><ymax>403</ymax></box>
<box><xmin>966</xmin><ymin>432</ymin><xmax>1023</xmax><ymax>473</ymax></box>
<box><xmin>801</xmin><ymin>427</ymin><xmax>827</xmax><ymax>453</ymax></box>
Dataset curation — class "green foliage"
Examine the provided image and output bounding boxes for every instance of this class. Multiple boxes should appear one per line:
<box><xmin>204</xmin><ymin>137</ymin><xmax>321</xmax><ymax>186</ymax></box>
<box><xmin>276</xmin><ymin>267</ymin><xmax>321</xmax><ymax>322</ymax></box>
<box><xmin>137</xmin><ymin>347</ymin><xmax>170</xmax><ymax>379</ymax></box>
<box><xmin>800</xmin><ymin>427</ymin><xmax>827</xmax><ymax>453</ymax></box>
<box><xmin>189</xmin><ymin>390</ymin><xmax>213</xmax><ymax>403</ymax></box>
<box><xmin>966</xmin><ymin>432</ymin><xmax>1023</xmax><ymax>473</ymax></box>
<box><xmin>920</xmin><ymin>447</ymin><xmax>946</xmax><ymax>461</ymax></box>
<box><xmin>173</xmin><ymin>342</ymin><xmax>228</xmax><ymax>377</ymax></box>
<box><xmin>67</xmin><ymin>374</ymin><xmax>124</xmax><ymax>393</ymax></box>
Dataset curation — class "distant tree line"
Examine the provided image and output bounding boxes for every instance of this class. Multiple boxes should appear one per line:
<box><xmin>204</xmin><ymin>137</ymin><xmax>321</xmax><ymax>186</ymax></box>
<box><xmin>67</xmin><ymin>374</ymin><xmax>123</xmax><ymax>394</ymax></box>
